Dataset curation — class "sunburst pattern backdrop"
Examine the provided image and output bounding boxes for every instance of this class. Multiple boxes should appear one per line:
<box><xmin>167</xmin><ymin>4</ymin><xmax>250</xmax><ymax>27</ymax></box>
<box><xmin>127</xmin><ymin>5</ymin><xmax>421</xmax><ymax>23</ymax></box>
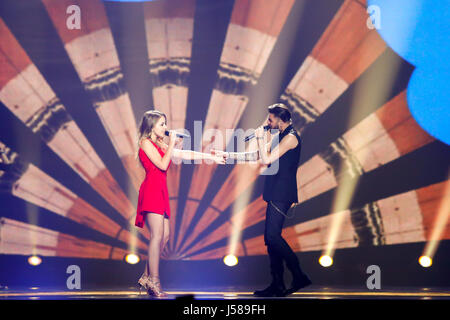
<box><xmin>0</xmin><ymin>0</ymin><xmax>449</xmax><ymax>288</ymax></box>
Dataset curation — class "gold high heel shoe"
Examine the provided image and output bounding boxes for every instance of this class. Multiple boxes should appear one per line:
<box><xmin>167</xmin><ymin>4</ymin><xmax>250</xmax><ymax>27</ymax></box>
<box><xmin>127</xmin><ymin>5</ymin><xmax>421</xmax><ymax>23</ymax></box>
<box><xmin>137</xmin><ymin>275</ymin><xmax>150</xmax><ymax>295</ymax></box>
<box><xmin>147</xmin><ymin>277</ymin><xmax>168</xmax><ymax>298</ymax></box>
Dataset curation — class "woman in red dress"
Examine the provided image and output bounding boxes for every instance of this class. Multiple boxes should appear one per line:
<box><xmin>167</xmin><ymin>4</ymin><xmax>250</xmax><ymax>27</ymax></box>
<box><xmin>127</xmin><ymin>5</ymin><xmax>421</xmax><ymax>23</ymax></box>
<box><xmin>135</xmin><ymin>110</ymin><xmax>225</xmax><ymax>297</ymax></box>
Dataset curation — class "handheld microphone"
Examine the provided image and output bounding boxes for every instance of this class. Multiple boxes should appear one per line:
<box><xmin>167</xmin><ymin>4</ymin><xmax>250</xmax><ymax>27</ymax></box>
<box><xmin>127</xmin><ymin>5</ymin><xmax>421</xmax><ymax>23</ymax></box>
<box><xmin>244</xmin><ymin>125</ymin><xmax>270</xmax><ymax>142</ymax></box>
<box><xmin>165</xmin><ymin>130</ymin><xmax>190</xmax><ymax>139</ymax></box>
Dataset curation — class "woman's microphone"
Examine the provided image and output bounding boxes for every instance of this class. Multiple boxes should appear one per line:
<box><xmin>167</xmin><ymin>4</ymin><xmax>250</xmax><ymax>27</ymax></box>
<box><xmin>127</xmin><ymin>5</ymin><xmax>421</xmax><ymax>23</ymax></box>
<box><xmin>165</xmin><ymin>130</ymin><xmax>190</xmax><ymax>139</ymax></box>
<box><xmin>244</xmin><ymin>125</ymin><xmax>270</xmax><ymax>142</ymax></box>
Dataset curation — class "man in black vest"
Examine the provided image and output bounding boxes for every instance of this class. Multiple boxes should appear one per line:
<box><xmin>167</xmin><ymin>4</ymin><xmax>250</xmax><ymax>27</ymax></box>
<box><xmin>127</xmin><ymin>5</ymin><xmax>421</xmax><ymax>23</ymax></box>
<box><xmin>253</xmin><ymin>103</ymin><xmax>311</xmax><ymax>297</ymax></box>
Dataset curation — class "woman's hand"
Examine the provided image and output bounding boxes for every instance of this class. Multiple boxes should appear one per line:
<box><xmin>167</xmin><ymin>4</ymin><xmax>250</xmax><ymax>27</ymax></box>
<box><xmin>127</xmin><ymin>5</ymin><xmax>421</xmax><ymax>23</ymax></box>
<box><xmin>210</xmin><ymin>149</ymin><xmax>228</xmax><ymax>164</ymax></box>
<box><xmin>168</xmin><ymin>131</ymin><xmax>177</xmax><ymax>147</ymax></box>
<box><xmin>211</xmin><ymin>149</ymin><xmax>228</xmax><ymax>161</ymax></box>
<box><xmin>212</xmin><ymin>155</ymin><xmax>226</xmax><ymax>164</ymax></box>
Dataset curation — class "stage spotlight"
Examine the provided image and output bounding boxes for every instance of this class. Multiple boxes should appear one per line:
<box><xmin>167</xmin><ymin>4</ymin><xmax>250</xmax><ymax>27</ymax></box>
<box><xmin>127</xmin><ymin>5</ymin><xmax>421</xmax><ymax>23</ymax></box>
<box><xmin>223</xmin><ymin>254</ymin><xmax>238</xmax><ymax>267</ymax></box>
<box><xmin>28</xmin><ymin>255</ymin><xmax>42</xmax><ymax>266</ymax></box>
<box><xmin>125</xmin><ymin>253</ymin><xmax>140</xmax><ymax>265</ymax></box>
<box><xmin>319</xmin><ymin>255</ymin><xmax>333</xmax><ymax>267</ymax></box>
<box><xmin>418</xmin><ymin>256</ymin><xmax>432</xmax><ymax>268</ymax></box>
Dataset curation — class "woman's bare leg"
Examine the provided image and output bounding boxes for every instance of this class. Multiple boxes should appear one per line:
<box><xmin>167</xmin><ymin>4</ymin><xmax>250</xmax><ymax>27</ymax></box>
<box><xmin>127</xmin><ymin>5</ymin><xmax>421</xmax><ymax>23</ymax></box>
<box><xmin>147</xmin><ymin>213</ymin><xmax>164</xmax><ymax>279</ymax></box>
<box><xmin>161</xmin><ymin>216</ymin><xmax>170</xmax><ymax>253</ymax></box>
<box><xmin>143</xmin><ymin>261</ymin><xmax>149</xmax><ymax>277</ymax></box>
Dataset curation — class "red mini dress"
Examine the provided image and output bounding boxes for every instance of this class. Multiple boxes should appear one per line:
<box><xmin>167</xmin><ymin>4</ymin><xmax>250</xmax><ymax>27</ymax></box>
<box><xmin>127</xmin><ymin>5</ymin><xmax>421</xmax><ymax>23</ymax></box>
<box><xmin>135</xmin><ymin>139</ymin><xmax>172</xmax><ymax>228</ymax></box>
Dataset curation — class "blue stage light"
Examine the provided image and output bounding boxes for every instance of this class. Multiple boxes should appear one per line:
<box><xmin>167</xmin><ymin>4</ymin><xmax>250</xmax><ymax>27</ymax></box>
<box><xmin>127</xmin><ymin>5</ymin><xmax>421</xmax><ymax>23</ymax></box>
<box><xmin>367</xmin><ymin>0</ymin><xmax>450</xmax><ymax>145</ymax></box>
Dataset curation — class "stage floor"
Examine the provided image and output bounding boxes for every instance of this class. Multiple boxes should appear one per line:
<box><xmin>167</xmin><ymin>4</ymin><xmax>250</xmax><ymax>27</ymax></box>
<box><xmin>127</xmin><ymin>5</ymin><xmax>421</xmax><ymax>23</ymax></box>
<box><xmin>1</xmin><ymin>285</ymin><xmax>449</xmax><ymax>300</ymax></box>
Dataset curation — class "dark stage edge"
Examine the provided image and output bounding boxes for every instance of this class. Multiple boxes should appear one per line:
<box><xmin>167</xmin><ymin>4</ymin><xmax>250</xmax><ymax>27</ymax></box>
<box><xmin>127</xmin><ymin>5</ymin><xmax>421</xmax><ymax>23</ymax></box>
<box><xmin>1</xmin><ymin>285</ymin><xmax>449</xmax><ymax>300</ymax></box>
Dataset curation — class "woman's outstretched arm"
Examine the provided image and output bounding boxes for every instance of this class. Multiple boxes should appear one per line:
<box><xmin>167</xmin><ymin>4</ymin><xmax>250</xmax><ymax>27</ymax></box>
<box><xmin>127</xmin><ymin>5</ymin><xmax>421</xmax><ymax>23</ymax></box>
<box><xmin>173</xmin><ymin>149</ymin><xmax>225</xmax><ymax>163</ymax></box>
<box><xmin>211</xmin><ymin>150</ymin><xmax>260</xmax><ymax>162</ymax></box>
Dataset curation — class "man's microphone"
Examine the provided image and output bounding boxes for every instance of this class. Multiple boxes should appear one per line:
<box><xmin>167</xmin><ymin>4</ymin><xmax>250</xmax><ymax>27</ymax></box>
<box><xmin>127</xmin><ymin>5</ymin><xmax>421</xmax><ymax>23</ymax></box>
<box><xmin>244</xmin><ymin>125</ymin><xmax>270</xmax><ymax>142</ymax></box>
<box><xmin>165</xmin><ymin>130</ymin><xmax>190</xmax><ymax>139</ymax></box>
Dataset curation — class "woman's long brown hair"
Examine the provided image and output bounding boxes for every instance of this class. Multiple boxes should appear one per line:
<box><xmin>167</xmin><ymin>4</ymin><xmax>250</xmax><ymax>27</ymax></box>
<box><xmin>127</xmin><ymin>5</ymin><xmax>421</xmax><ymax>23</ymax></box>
<box><xmin>135</xmin><ymin>110</ymin><xmax>167</xmax><ymax>161</ymax></box>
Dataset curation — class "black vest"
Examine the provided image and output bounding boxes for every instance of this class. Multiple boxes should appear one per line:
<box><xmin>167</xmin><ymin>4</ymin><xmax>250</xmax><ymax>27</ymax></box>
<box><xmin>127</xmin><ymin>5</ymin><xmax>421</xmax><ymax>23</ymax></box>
<box><xmin>262</xmin><ymin>124</ymin><xmax>301</xmax><ymax>203</ymax></box>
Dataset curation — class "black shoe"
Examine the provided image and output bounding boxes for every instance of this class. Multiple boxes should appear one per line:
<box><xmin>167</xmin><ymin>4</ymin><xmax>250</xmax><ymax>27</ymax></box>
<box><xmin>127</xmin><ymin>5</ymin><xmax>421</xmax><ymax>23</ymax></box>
<box><xmin>284</xmin><ymin>276</ymin><xmax>312</xmax><ymax>295</ymax></box>
<box><xmin>253</xmin><ymin>283</ymin><xmax>286</xmax><ymax>297</ymax></box>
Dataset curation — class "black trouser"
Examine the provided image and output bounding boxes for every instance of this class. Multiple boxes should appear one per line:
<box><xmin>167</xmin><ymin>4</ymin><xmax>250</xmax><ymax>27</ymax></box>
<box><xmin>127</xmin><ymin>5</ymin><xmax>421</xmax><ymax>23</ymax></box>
<box><xmin>264</xmin><ymin>201</ymin><xmax>306</xmax><ymax>285</ymax></box>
